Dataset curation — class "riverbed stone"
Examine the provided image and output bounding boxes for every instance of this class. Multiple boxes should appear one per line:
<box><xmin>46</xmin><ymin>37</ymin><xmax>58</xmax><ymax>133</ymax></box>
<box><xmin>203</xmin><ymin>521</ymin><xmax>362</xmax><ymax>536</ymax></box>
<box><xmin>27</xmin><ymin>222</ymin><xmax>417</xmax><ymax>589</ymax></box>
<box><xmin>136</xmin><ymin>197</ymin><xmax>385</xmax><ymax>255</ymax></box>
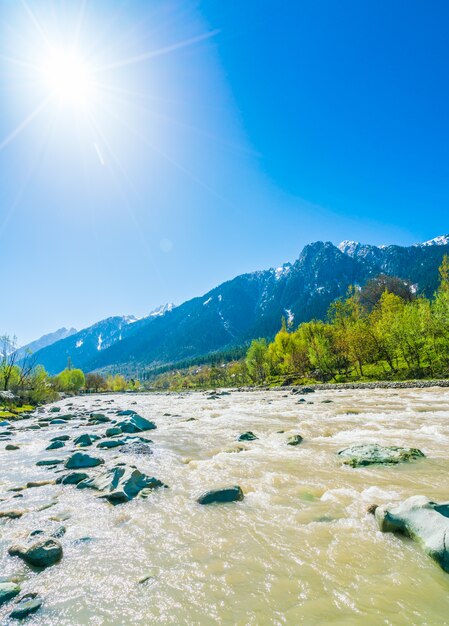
<box><xmin>338</xmin><ymin>444</ymin><xmax>425</xmax><ymax>467</ymax></box>
<box><xmin>0</xmin><ymin>582</ymin><xmax>20</xmax><ymax>606</ymax></box>
<box><xmin>46</xmin><ymin>440</ymin><xmax>65</xmax><ymax>450</ymax></box>
<box><xmin>5</xmin><ymin>444</ymin><xmax>19</xmax><ymax>450</ymax></box>
<box><xmin>97</xmin><ymin>438</ymin><xmax>125</xmax><ymax>449</ymax></box>
<box><xmin>65</xmin><ymin>452</ymin><xmax>104</xmax><ymax>469</ymax></box>
<box><xmin>197</xmin><ymin>486</ymin><xmax>244</xmax><ymax>505</ymax></box>
<box><xmin>56</xmin><ymin>471</ymin><xmax>90</xmax><ymax>485</ymax></box>
<box><xmin>9</xmin><ymin>593</ymin><xmax>42</xmax><ymax>619</ymax></box>
<box><xmin>105</xmin><ymin>427</ymin><xmax>122</xmax><ymax>437</ymax></box>
<box><xmin>50</xmin><ymin>435</ymin><xmax>70</xmax><ymax>442</ymax></box>
<box><xmin>375</xmin><ymin>495</ymin><xmax>449</xmax><ymax>572</ymax></box>
<box><xmin>77</xmin><ymin>464</ymin><xmax>166</xmax><ymax>504</ymax></box>
<box><xmin>287</xmin><ymin>434</ymin><xmax>303</xmax><ymax>446</ymax></box>
<box><xmin>36</xmin><ymin>458</ymin><xmax>64</xmax><ymax>466</ymax></box>
<box><xmin>0</xmin><ymin>510</ymin><xmax>24</xmax><ymax>519</ymax></box>
<box><xmin>89</xmin><ymin>413</ymin><xmax>111</xmax><ymax>423</ymax></box>
<box><xmin>8</xmin><ymin>537</ymin><xmax>63</xmax><ymax>568</ymax></box>
<box><xmin>49</xmin><ymin>407</ymin><xmax>61</xmax><ymax>413</ymax></box>
<box><xmin>116</xmin><ymin>414</ymin><xmax>157</xmax><ymax>433</ymax></box>
<box><xmin>116</xmin><ymin>409</ymin><xmax>136</xmax><ymax>416</ymax></box>
<box><xmin>74</xmin><ymin>433</ymin><xmax>100</xmax><ymax>447</ymax></box>
<box><xmin>238</xmin><ymin>431</ymin><xmax>258</xmax><ymax>441</ymax></box>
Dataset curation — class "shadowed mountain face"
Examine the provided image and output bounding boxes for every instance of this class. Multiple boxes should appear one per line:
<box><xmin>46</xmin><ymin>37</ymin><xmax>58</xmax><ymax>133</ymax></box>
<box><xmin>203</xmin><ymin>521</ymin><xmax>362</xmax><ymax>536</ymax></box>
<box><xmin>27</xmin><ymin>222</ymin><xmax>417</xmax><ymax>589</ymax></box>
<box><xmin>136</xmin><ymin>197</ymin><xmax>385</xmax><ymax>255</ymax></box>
<box><xmin>30</xmin><ymin>238</ymin><xmax>449</xmax><ymax>374</ymax></box>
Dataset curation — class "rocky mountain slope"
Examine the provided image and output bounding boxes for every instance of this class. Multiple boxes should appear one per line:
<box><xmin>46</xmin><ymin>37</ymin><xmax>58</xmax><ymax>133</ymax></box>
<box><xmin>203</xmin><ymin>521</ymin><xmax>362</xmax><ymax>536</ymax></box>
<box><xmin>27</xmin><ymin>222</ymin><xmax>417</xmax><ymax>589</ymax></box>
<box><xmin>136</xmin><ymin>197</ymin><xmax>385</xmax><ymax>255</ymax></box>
<box><xmin>30</xmin><ymin>237</ymin><xmax>449</xmax><ymax>374</ymax></box>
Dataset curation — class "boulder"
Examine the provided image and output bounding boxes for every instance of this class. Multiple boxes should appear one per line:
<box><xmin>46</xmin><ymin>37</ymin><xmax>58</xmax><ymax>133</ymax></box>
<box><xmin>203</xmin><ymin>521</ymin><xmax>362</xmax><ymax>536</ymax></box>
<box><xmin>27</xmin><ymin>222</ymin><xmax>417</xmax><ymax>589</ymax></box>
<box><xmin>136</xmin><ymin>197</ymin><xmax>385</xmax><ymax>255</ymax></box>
<box><xmin>49</xmin><ymin>407</ymin><xmax>61</xmax><ymax>413</ymax></box>
<box><xmin>50</xmin><ymin>419</ymin><xmax>67</xmax><ymax>425</ymax></box>
<box><xmin>116</xmin><ymin>414</ymin><xmax>156</xmax><ymax>433</ymax></box>
<box><xmin>287</xmin><ymin>434</ymin><xmax>303</xmax><ymax>446</ymax></box>
<box><xmin>56</xmin><ymin>471</ymin><xmax>89</xmax><ymax>485</ymax></box>
<box><xmin>238</xmin><ymin>431</ymin><xmax>258</xmax><ymax>441</ymax></box>
<box><xmin>50</xmin><ymin>435</ymin><xmax>70</xmax><ymax>442</ymax></box>
<box><xmin>116</xmin><ymin>409</ymin><xmax>136</xmax><ymax>416</ymax></box>
<box><xmin>9</xmin><ymin>593</ymin><xmax>42</xmax><ymax>619</ymax></box>
<box><xmin>46</xmin><ymin>441</ymin><xmax>65</xmax><ymax>450</ymax></box>
<box><xmin>8</xmin><ymin>537</ymin><xmax>62</xmax><ymax>568</ymax></box>
<box><xmin>36</xmin><ymin>459</ymin><xmax>64</xmax><ymax>466</ymax></box>
<box><xmin>65</xmin><ymin>452</ymin><xmax>104</xmax><ymax>469</ymax></box>
<box><xmin>0</xmin><ymin>582</ymin><xmax>20</xmax><ymax>606</ymax></box>
<box><xmin>375</xmin><ymin>496</ymin><xmax>449</xmax><ymax>573</ymax></box>
<box><xmin>338</xmin><ymin>444</ymin><xmax>425</xmax><ymax>467</ymax></box>
<box><xmin>0</xmin><ymin>510</ymin><xmax>24</xmax><ymax>519</ymax></box>
<box><xmin>77</xmin><ymin>464</ymin><xmax>166</xmax><ymax>504</ymax></box>
<box><xmin>105</xmin><ymin>427</ymin><xmax>122</xmax><ymax>437</ymax></box>
<box><xmin>197</xmin><ymin>486</ymin><xmax>244</xmax><ymax>505</ymax></box>
<box><xmin>88</xmin><ymin>413</ymin><xmax>111</xmax><ymax>423</ymax></box>
<box><xmin>26</xmin><ymin>480</ymin><xmax>55</xmax><ymax>489</ymax></box>
<box><xmin>5</xmin><ymin>444</ymin><xmax>19</xmax><ymax>450</ymax></box>
<box><xmin>97</xmin><ymin>439</ymin><xmax>125</xmax><ymax>449</ymax></box>
<box><xmin>74</xmin><ymin>433</ymin><xmax>100</xmax><ymax>447</ymax></box>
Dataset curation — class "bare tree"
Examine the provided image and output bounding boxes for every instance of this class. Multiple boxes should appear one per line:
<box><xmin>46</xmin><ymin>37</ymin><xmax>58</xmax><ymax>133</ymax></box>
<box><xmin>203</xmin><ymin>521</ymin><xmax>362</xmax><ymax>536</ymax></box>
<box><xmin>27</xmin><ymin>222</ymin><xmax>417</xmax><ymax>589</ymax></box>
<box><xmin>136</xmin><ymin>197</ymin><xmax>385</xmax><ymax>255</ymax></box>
<box><xmin>0</xmin><ymin>334</ymin><xmax>18</xmax><ymax>391</ymax></box>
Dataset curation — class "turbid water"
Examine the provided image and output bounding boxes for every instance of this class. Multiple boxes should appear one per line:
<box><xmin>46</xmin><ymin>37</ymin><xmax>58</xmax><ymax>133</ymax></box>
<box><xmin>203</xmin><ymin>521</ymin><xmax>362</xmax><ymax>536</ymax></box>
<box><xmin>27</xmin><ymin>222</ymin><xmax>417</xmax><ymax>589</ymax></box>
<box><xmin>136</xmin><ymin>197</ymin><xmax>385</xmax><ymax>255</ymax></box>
<box><xmin>1</xmin><ymin>387</ymin><xmax>449</xmax><ymax>625</ymax></box>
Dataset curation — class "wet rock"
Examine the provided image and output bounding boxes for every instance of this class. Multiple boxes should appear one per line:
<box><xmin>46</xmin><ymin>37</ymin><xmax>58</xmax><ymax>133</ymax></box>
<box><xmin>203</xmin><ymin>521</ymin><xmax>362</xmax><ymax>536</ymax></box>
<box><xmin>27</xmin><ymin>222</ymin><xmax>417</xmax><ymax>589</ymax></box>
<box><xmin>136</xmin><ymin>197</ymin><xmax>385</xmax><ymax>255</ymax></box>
<box><xmin>238</xmin><ymin>431</ymin><xmax>258</xmax><ymax>441</ymax></box>
<box><xmin>116</xmin><ymin>414</ymin><xmax>157</xmax><ymax>433</ymax></box>
<box><xmin>77</xmin><ymin>464</ymin><xmax>166</xmax><ymax>504</ymax></box>
<box><xmin>36</xmin><ymin>458</ymin><xmax>64</xmax><ymax>466</ymax></box>
<box><xmin>46</xmin><ymin>440</ymin><xmax>65</xmax><ymax>450</ymax></box>
<box><xmin>65</xmin><ymin>452</ymin><xmax>104</xmax><ymax>469</ymax></box>
<box><xmin>9</xmin><ymin>593</ymin><xmax>42</xmax><ymax>619</ymax></box>
<box><xmin>197</xmin><ymin>486</ymin><xmax>244</xmax><ymax>505</ymax></box>
<box><xmin>292</xmin><ymin>387</ymin><xmax>315</xmax><ymax>395</ymax></box>
<box><xmin>89</xmin><ymin>413</ymin><xmax>111</xmax><ymax>423</ymax></box>
<box><xmin>338</xmin><ymin>444</ymin><xmax>425</xmax><ymax>467</ymax></box>
<box><xmin>375</xmin><ymin>496</ymin><xmax>449</xmax><ymax>573</ymax></box>
<box><xmin>5</xmin><ymin>444</ymin><xmax>19</xmax><ymax>450</ymax></box>
<box><xmin>74</xmin><ymin>433</ymin><xmax>100</xmax><ymax>447</ymax></box>
<box><xmin>56</xmin><ymin>471</ymin><xmax>90</xmax><ymax>485</ymax></box>
<box><xmin>26</xmin><ymin>480</ymin><xmax>55</xmax><ymax>489</ymax></box>
<box><xmin>49</xmin><ymin>407</ymin><xmax>61</xmax><ymax>413</ymax></box>
<box><xmin>28</xmin><ymin>424</ymin><xmax>41</xmax><ymax>429</ymax></box>
<box><xmin>8</xmin><ymin>536</ymin><xmax>63</xmax><ymax>568</ymax></box>
<box><xmin>0</xmin><ymin>420</ymin><xmax>11</xmax><ymax>427</ymax></box>
<box><xmin>0</xmin><ymin>582</ymin><xmax>21</xmax><ymax>606</ymax></box>
<box><xmin>97</xmin><ymin>439</ymin><xmax>125</xmax><ymax>449</ymax></box>
<box><xmin>105</xmin><ymin>427</ymin><xmax>122</xmax><ymax>437</ymax></box>
<box><xmin>0</xmin><ymin>510</ymin><xmax>24</xmax><ymax>519</ymax></box>
<box><xmin>50</xmin><ymin>435</ymin><xmax>70</xmax><ymax>442</ymax></box>
<box><xmin>287</xmin><ymin>434</ymin><xmax>303</xmax><ymax>446</ymax></box>
<box><xmin>50</xmin><ymin>419</ymin><xmax>67</xmax><ymax>425</ymax></box>
<box><xmin>116</xmin><ymin>409</ymin><xmax>136</xmax><ymax>416</ymax></box>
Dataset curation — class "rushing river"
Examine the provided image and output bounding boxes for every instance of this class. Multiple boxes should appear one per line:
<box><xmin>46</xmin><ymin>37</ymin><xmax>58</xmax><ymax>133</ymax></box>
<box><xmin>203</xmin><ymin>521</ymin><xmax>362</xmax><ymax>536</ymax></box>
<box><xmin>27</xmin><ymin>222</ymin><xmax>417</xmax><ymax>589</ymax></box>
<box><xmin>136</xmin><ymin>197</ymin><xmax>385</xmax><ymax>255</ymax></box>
<box><xmin>1</xmin><ymin>387</ymin><xmax>449</xmax><ymax>625</ymax></box>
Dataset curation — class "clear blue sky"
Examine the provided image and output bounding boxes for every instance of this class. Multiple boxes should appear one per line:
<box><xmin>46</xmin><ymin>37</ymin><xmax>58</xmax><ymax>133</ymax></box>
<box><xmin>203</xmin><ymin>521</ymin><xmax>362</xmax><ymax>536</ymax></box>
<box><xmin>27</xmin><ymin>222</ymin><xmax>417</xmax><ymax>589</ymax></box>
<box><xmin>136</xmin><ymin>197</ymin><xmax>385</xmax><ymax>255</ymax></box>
<box><xmin>1</xmin><ymin>0</ymin><xmax>448</xmax><ymax>344</ymax></box>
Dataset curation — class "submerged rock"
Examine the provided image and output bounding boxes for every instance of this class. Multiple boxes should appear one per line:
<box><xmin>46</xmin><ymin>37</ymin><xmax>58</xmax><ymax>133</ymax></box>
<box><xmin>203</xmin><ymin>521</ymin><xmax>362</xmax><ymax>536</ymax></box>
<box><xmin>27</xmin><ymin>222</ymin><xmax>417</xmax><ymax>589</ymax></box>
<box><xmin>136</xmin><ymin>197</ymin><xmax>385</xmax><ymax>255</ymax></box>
<box><xmin>77</xmin><ymin>464</ymin><xmax>166</xmax><ymax>504</ymax></box>
<box><xmin>36</xmin><ymin>459</ymin><xmax>64</xmax><ymax>466</ymax></box>
<box><xmin>197</xmin><ymin>486</ymin><xmax>244</xmax><ymax>505</ymax></box>
<box><xmin>338</xmin><ymin>444</ymin><xmax>425</xmax><ymax>467</ymax></box>
<box><xmin>375</xmin><ymin>496</ymin><xmax>449</xmax><ymax>573</ymax></box>
<box><xmin>65</xmin><ymin>452</ymin><xmax>104</xmax><ymax>469</ymax></box>
<box><xmin>238</xmin><ymin>431</ymin><xmax>258</xmax><ymax>441</ymax></box>
<box><xmin>9</xmin><ymin>593</ymin><xmax>42</xmax><ymax>619</ymax></box>
<box><xmin>0</xmin><ymin>582</ymin><xmax>21</xmax><ymax>606</ymax></box>
<box><xmin>9</xmin><ymin>537</ymin><xmax>63</xmax><ymax>568</ymax></box>
<box><xmin>97</xmin><ymin>439</ymin><xmax>125</xmax><ymax>449</ymax></box>
<box><xmin>287</xmin><ymin>434</ymin><xmax>303</xmax><ymax>446</ymax></box>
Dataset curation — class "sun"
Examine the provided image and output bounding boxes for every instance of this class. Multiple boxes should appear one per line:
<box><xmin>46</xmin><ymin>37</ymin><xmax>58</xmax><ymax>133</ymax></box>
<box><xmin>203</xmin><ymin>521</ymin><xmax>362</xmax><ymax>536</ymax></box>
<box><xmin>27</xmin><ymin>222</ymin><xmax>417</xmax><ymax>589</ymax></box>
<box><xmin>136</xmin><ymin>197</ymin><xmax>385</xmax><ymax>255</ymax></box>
<box><xmin>40</xmin><ymin>48</ymin><xmax>94</xmax><ymax>108</ymax></box>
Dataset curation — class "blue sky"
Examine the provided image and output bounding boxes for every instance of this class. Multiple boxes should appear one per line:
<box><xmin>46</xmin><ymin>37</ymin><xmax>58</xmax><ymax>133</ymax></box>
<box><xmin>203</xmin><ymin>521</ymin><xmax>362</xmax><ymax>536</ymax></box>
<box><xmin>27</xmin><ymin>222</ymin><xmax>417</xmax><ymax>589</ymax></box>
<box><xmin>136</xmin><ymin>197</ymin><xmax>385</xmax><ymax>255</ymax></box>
<box><xmin>1</xmin><ymin>0</ymin><xmax>448</xmax><ymax>344</ymax></box>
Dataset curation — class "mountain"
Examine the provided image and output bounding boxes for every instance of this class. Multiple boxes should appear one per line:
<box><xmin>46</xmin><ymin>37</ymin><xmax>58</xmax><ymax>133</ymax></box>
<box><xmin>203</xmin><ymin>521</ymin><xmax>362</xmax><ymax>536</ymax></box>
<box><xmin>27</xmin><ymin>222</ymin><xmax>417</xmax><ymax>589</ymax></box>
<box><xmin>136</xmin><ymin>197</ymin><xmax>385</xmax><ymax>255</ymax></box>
<box><xmin>14</xmin><ymin>327</ymin><xmax>77</xmax><ymax>362</ymax></box>
<box><xmin>31</xmin><ymin>237</ymin><xmax>449</xmax><ymax>375</ymax></box>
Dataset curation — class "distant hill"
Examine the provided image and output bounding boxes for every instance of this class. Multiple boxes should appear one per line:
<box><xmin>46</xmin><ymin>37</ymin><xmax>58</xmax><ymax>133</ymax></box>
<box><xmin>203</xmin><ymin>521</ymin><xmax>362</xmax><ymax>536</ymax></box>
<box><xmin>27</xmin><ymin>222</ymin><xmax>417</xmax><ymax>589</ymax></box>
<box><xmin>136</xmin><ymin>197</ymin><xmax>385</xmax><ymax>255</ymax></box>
<box><xmin>29</xmin><ymin>236</ymin><xmax>449</xmax><ymax>375</ymax></box>
<box><xmin>14</xmin><ymin>327</ymin><xmax>77</xmax><ymax>362</ymax></box>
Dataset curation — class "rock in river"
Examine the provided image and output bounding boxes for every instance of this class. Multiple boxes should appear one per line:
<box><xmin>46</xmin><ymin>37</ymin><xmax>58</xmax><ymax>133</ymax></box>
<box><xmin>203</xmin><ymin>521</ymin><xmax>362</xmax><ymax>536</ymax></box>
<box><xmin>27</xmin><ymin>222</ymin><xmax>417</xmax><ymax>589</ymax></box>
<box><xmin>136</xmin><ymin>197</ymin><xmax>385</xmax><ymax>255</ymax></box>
<box><xmin>74</xmin><ymin>433</ymin><xmax>101</xmax><ymax>447</ymax></box>
<box><xmin>9</xmin><ymin>536</ymin><xmax>63</xmax><ymax>568</ymax></box>
<box><xmin>65</xmin><ymin>452</ymin><xmax>104</xmax><ymax>469</ymax></box>
<box><xmin>97</xmin><ymin>439</ymin><xmax>125</xmax><ymax>449</ymax></box>
<box><xmin>77</xmin><ymin>464</ymin><xmax>166</xmax><ymax>504</ymax></box>
<box><xmin>238</xmin><ymin>431</ymin><xmax>258</xmax><ymax>441</ymax></box>
<box><xmin>56</xmin><ymin>471</ymin><xmax>89</xmax><ymax>485</ymax></box>
<box><xmin>36</xmin><ymin>459</ymin><xmax>64</xmax><ymax>466</ymax></box>
<box><xmin>0</xmin><ymin>582</ymin><xmax>21</xmax><ymax>606</ymax></box>
<box><xmin>287</xmin><ymin>434</ymin><xmax>303</xmax><ymax>446</ymax></box>
<box><xmin>116</xmin><ymin>414</ymin><xmax>157</xmax><ymax>433</ymax></box>
<box><xmin>375</xmin><ymin>495</ymin><xmax>449</xmax><ymax>573</ymax></box>
<box><xmin>197</xmin><ymin>486</ymin><xmax>244</xmax><ymax>505</ymax></box>
<box><xmin>9</xmin><ymin>593</ymin><xmax>42</xmax><ymax>619</ymax></box>
<box><xmin>46</xmin><ymin>440</ymin><xmax>65</xmax><ymax>450</ymax></box>
<box><xmin>338</xmin><ymin>444</ymin><xmax>425</xmax><ymax>467</ymax></box>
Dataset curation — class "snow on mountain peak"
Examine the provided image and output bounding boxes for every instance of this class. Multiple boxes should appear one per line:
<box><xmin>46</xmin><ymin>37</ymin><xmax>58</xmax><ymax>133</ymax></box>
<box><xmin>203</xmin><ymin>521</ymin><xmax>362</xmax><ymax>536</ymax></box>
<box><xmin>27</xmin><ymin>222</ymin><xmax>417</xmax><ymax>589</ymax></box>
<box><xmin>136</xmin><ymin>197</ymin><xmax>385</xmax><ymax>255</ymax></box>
<box><xmin>417</xmin><ymin>235</ymin><xmax>449</xmax><ymax>247</ymax></box>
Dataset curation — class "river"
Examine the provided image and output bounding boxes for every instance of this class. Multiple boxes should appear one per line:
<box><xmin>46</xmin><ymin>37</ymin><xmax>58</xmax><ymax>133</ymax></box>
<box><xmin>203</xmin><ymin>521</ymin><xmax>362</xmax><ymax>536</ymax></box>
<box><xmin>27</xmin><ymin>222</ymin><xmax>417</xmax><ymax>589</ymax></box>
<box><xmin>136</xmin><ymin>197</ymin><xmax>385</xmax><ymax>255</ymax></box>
<box><xmin>1</xmin><ymin>387</ymin><xmax>449</xmax><ymax>624</ymax></box>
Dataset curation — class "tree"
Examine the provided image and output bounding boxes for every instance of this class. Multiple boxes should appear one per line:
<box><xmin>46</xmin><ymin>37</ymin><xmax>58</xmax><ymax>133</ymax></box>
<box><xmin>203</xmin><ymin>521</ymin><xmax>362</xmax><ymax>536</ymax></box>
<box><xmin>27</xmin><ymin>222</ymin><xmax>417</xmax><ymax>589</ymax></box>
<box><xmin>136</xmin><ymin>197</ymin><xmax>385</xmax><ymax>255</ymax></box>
<box><xmin>360</xmin><ymin>274</ymin><xmax>414</xmax><ymax>311</ymax></box>
<box><xmin>56</xmin><ymin>368</ymin><xmax>85</xmax><ymax>392</ymax></box>
<box><xmin>0</xmin><ymin>335</ymin><xmax>18</xmax><ymax>391</ymax></box>
<box><xmin>85</xmin><ymin>373</ymin><xmax>107</xmax><ymax>392</ymax></box>
<box><xmin>246</xmin><ymin>339</ymin><xmax>269</xmax><ymax>384</ymax></box>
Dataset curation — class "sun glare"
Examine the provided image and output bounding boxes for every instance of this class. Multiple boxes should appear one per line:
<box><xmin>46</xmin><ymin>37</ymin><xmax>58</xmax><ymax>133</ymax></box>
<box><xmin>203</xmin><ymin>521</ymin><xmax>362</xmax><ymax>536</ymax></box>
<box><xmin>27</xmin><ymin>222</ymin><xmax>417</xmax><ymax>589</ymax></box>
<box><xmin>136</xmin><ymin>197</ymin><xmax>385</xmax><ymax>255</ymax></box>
<box><xmin>40</xmin><ymin>49</ymin><xmax>93</xmax><ymax>107</ymax></box>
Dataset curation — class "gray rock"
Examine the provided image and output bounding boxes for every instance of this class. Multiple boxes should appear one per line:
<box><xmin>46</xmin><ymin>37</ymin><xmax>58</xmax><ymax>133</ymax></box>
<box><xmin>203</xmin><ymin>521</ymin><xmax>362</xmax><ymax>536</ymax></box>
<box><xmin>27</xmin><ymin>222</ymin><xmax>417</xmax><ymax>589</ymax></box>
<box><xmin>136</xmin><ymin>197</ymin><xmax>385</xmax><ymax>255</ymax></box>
<box><xmin>74</xmin><ymin>433</ymin><xmax>100</xmax><ymax>447</ymax></box>
<box><xmin>49</xmin><ymin>407</ymin><xmax>61</xmax><ymax>413</ymax></box>
<box><xmin>36</xmin><ymin>459</ymin><xmax>64</xmax><ymax>466</ymax></box>
<box><xmin>375</xmin><ymin>496</ymin><xmax>449</xmax><ymax>572</ymax></box>
<box><xmin>197</xmin><ymin>486</ymin><xmax>244</xmax><ymax>505</ymax></box>
<box><xmin>56</xmin><ymin>471</ymin><xmax>90</xmax><ymax>485</ymax></box>
<box><xmin>105</xmin><ymin>427</ymin><xmax>122</xmax><ymax>437</ymax></box>
<box><xmin>89</xmin><ymin>413</ymin><xmax>111</xmax><ymax>423</ymax></box>
<box><xmin>5</xmin><ymin>444</ymin><xmax>19</xmax><ymax>450</ymax></box>
<box><xmin>46</xmin><ymin>440</ymin><xmax>65</xmax><ymax>450</ymax></box>
<box><xmin>0</xmin><ymin>582</ymin><xmax>20</xmax><ymax>606</ymax></box>
<box><xmin>9</xmin><ymin>593</ymin><xmax>42</xmax><ymax>619</ymax></box>
<box><xmin>77</xmin><ymin>464</ymin><xmax>166</xmax><ymax>504</ymax></box>
<box><xmin>338</xmin><ymin>444</ymin><xmax>425</xmax><ymax>467</ymax></box>
<box><xmin>8</xmin><ymin>537</ymin><xmax>63</xmax><ymax>568</ymax></box>
<box><xmin>65</xmin><ymin>452</ymin><xmax>104</xmax><ymax>469</ymax></box>
<box><xmin>116</xmin><ymin>414</ymin><xmax>157</xmax><ymax>433</ymax></box>
<box><xmin>50</xmin><ymin>419</ymin><xmax>67</xmax><ymax>425</ymax></box>
<box><xmin>116</xmin><ymin>409</ymin><xmax>136</xmax><ymax>416</ymax></box>
<box><xmin>50</xmin><ymin>435</ymin><xmax>70</xmax><ymax>442</ymax></box>
<box><xmin>97</xmin><ymin>439</ymin><xmax>125</xmax><ymax>449</ymax></box>
<box><xmin>0</xmin><ymin>510</ymin><xmax>24</xmax><ymax>519</ymax></box>
<box><xmin>238</xmin><ymin>431</ymin><xmax>258</xmax><ymax>441</ymax></box>
<box><xmin>287</xmin><ymin>434</ymin><xmax>303</xmax><ymax>446</ymax></box>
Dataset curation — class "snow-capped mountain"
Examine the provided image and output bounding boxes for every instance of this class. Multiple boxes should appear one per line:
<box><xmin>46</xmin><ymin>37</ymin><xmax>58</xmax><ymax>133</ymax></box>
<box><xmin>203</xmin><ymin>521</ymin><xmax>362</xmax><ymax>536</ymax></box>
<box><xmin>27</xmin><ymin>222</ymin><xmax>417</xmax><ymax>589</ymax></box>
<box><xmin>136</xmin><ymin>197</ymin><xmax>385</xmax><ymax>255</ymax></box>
<box><xmin>31</xmin><ymin>237</ymin><xmax>449</xmax><ymax>374</ymax></box>
<box><xmin>14</xmin><ymin>328</ymin><xmax>77</xmax><ymax>362</ymax></box>
<box><xmin>417</xmin><ymin>235</ymin><xmax>449</xmax><ymax>247</ymax></box>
